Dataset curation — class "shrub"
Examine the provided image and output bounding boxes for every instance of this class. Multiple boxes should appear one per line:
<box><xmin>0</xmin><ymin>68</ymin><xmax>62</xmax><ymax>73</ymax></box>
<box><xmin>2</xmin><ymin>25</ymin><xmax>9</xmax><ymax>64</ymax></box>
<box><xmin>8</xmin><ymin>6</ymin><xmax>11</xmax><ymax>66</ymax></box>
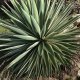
<box><xmin>0</xmin><ymin>0</ymin><xmax>80</xmax><ymax>79</ymax></box>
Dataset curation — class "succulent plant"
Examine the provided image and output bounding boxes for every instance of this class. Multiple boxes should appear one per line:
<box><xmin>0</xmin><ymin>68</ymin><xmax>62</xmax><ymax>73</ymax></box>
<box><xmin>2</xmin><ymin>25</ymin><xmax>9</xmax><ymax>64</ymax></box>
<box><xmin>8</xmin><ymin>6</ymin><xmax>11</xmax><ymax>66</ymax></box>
<box><xmin>0</xmin><ymin>0</ymin><xmax>80</xmax><ymax>79</ymax></box>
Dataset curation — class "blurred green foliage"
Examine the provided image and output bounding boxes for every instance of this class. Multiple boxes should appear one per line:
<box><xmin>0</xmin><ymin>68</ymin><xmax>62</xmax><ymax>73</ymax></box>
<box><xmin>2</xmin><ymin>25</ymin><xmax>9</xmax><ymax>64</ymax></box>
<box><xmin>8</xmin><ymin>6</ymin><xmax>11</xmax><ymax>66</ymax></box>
<box><xmin>0</xmin><ymin>26</ymin><xmax>10</xmax><ymax>33</ymax></box>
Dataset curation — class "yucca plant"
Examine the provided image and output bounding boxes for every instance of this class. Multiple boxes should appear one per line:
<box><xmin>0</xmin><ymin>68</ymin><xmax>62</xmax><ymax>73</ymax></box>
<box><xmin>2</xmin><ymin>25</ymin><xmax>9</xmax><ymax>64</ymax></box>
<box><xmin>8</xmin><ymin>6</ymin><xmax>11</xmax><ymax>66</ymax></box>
<box><xmin>0</xmin><ymin>0</ymin><xmax>80</xmax><ymax>79</ymax></box>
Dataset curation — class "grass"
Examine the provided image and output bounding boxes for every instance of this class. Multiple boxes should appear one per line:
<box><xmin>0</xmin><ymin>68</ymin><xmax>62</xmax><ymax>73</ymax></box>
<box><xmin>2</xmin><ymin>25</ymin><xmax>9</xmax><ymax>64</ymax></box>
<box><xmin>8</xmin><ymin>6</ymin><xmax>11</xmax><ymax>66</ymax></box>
<box><xmin>0</xmin><ymin>26</ymin><xmax>10</xmax><ymax>33</ymax></box>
